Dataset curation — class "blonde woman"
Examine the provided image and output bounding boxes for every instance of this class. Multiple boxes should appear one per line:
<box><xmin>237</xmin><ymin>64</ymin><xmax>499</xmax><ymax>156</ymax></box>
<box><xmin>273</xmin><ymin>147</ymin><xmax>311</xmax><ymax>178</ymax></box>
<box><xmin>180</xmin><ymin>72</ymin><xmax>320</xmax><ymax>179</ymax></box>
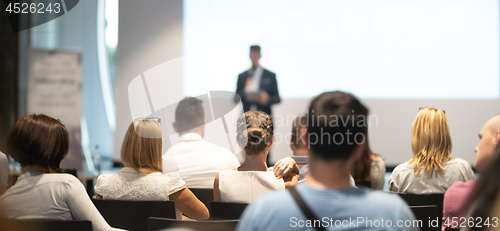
<box><xmin>213</xmin><ymin>111</ymin><xmax>299</xmax><ymax>203</ymax></box>
<box><xmin>95</xmin><ymin>118</ymin><xmax>209</xmax><ymax>220</ymax></box>
<box><xmin>389</xmin><ymin>108</ymin><xmax>474</xmax><ymax>194</ymax></box>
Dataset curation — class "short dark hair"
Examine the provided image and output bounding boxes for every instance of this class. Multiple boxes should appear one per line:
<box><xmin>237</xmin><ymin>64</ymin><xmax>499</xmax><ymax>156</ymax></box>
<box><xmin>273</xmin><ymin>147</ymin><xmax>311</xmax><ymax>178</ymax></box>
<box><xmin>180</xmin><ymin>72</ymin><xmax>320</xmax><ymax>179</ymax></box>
<box><xmin>307</xmin><ymin>91</ymin><xmax>369</xmax><ymax>160</ymax></box>
<box><xmin>6</xmin><ymin>114</ymin><xmax>69</xmax><ymax>171</ymax></box>
<box><xmin>250</xmin><ymin>45</ymin><xmax>261</xmax><ymax>52</ymax></box>
<box><xmin>175</xmin><ymin>97</ymin><xmax>204</xmax><ymax>133</ymax></box>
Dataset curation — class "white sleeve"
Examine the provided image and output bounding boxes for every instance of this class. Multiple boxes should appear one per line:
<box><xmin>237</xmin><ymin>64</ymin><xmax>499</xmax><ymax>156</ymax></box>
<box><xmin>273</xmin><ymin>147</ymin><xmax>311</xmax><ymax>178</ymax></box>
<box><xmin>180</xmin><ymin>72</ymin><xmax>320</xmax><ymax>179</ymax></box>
<box><xmin>94</xmin><ymin>174</ymin><xmax>110</xmax><ymax>198</ymax></box>
<box><xmin>164</xmin><ymin>172</ymin><xmax>186</xmax><ymax>199</ymax></box>
<box><xmin>0</xmin><ymin>153</ymin><xmax>9</xmax><ymax>187</ymax></box>
<box><xmin>66</xmin><ymin>177</ymin><xmax>124</xmax><ymax>231</ymax></box>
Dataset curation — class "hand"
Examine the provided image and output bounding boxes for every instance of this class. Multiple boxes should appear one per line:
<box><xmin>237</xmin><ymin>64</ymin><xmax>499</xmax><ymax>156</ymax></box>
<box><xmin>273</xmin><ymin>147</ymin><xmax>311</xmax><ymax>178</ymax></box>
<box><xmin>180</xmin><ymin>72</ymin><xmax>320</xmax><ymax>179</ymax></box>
<box><xmin>273</xmin><ymin>157</ymin><xmax>299</xmax><ymax>180</ymax></box>
<box><xmin>257</xmin><ymin>91</ymin><xmax>269</xmax><ymax>105</ymax></box>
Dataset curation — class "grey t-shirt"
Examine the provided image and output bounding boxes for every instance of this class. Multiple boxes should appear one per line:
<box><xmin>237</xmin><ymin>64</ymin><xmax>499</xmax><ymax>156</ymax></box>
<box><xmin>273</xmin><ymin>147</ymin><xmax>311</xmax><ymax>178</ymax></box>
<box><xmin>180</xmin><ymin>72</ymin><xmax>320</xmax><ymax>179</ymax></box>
<box><xmin>0</xmin><ymin>172</ymin><xmax>123</xmax><ymax>231</ymax></box>
<box><xmin>0</xmin><ymin>152</ymin><xmax>8</xmax><ymax>187</ymax></box>
<box><xmin>389</xmin><ymin>158</ymin><xmax>474</xmax><ymax>194</ymax></box>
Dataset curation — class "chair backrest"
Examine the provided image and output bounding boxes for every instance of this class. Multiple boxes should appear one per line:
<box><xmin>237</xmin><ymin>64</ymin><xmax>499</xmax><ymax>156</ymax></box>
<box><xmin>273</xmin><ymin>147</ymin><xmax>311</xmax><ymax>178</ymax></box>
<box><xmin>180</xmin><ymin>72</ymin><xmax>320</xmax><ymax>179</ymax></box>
<box><xmin>397</xmin><ymin>193</ymin><xmax>444</xmax><ymax>224</ymax></box>
<box><xmin>92</xmin><ymin>199</ymin><xmax>176</xmax><ymax>231</ymax></box>
<box><xmin>0</xmin><ymin>218</ymin><xmax>92</xmax><ymax>231</ymax></box>
<box><xmin>210</xmin><ymin>201</ymin><xmax>248</xmax><ymax>220</ymax></box>
<box><xmin>410</xmin><ymin>205</ymin><xmax>440</xmax><ymax>231</ymax></box>
<box><xmin>148</xmin><ymin>217</ymin><xmax>239</xmax><ymax>231</ymax></box>
<box><xmin>189</xmin><ymin>188</ymin><xmax>214</xmax><ymax>212</ymax></box>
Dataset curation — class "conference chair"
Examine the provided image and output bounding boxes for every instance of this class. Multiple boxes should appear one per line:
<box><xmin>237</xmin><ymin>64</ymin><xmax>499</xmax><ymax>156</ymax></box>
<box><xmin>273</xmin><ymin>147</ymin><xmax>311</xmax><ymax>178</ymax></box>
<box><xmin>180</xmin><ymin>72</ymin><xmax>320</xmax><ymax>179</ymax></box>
<box><xmin>92</xmin><ymin>199</ymin><xmax>176</xmax><ymax>231</ymax></box>
<box><xmin>410</xmin><ymin>205</ymin><xmax>440</xmax><ymax>231</ymax></box>
<box><xmin>190</xmin><ymin>188</ymin><xmax>214</xmax><ymax>212</ymax></box>
<box><xmin>148</xmin><ymin>217</ymin><xmax>239</xmax><ymax>231</ymax></box>
<box><xmin>0</xmin><ymin>218</ymin><xmax>92</xmax><ymax>231</ymax></box>
<box><xmin>210</xmin><ymin>201</ymin><xmax>248</xmax><ymax>220</ymax></box>
<box><xmin>397</xmin><ymin>193</ymin><xmax>444</xmax><ymax>216</ymax></box>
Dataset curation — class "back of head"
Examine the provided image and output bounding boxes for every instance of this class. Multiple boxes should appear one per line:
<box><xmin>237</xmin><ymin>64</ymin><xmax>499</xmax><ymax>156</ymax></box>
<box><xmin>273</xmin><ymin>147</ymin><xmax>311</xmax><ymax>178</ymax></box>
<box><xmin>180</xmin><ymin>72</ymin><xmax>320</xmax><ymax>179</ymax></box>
<box><xmin>307</xmin><ymin>91</ymin><xmax>368</xmax><ymax>161</ymax></box>
<box><xmin>250</xmin><ymin>45</ymin><xmax>261</xmax><ymax>53</ymax></box>
<box><xmin>6</xmin><ymin>114</ymin><xmax>69</xmax><ymax>172</ymax></box>
<box><xmin>121</xmin><ymin>120</ymin><xmax>163</xmax><ymax>174</ymax></box>
<box><xmin>290</xmin><ymin>115</ymin><xmax>307</xmax><ymax>149</ymax></box>
<box><xmin>411</xmin><ymin>107</ymin><xmax>451</xmax><ymax>177</ymax></box>
<box><xmin>175</xmin><ymin>97</ymin><xmax>204</xmax><ymax>134</ymax></box>
<box><xmin>237</xmin><ymin>111</ymin><xmax>273</xmax><ymax>155</ymax></box>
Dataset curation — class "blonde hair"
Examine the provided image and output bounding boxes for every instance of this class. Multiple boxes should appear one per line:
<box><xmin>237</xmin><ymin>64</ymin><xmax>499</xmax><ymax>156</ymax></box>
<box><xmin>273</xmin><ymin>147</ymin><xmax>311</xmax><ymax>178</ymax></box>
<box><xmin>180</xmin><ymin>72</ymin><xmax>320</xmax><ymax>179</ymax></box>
<box><xmin>409</xmin><ymin>107</ymin><xmax>452</xmax><ymax>177</ymax></box>
<box><xmin>121</xmin><ymin>120</ymin><xmax>163</xmax><ymax>175</ymax></box>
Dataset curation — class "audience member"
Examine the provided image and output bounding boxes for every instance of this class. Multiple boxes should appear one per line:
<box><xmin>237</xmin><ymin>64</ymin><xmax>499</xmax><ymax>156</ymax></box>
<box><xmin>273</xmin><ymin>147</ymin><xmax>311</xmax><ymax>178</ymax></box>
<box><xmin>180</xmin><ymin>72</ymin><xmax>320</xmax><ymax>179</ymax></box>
<box><xmin>463</xmin><ymin>151</ymin><xmax>500</xmax><ymax>231</ymax></box>
<box><xmin>389</xmin><ymin>107</ymin><xmax>474</xmax><ymax>193</ymax></box>
<box><xmin>95</xmin><ymin>118</ymin><xmax>209</xmax><ymax>220</ymax></box>
<box><xmin>352</xmin><ymin>134</ymin><xmax>386</xmax><ymax>190</ymax></box>
<box><xmin>442</xmin><ymin>114</ymin><xmax>500</xmax><ymax>231</ymax></box>
<box><xmin>288</xmin><ymin>115</ymin><xmax>356</xmax><ymax>186</ymax></box>
<box><xmin>0</xmin><ymin>114</ymin><xmax>122</xmax><ymax>231</ymax></box>
<box><xmin>0</xmin><ymin>151</ymin><xmax>8</xmax><ymax>196</ymax></box>
<box><xmin>237</xmin><ymin>91</ymin><xmax>416</xmax><ymax>231</ymax></box>
<box><xmin>163</xmin><ymin>97</ymin><xmax>240</xmax><ymax>188</ymax></box>
<box><xmin>213</xmin><ymin>111</ymin><xmax>299</xmax><ymax>203</ymax></box>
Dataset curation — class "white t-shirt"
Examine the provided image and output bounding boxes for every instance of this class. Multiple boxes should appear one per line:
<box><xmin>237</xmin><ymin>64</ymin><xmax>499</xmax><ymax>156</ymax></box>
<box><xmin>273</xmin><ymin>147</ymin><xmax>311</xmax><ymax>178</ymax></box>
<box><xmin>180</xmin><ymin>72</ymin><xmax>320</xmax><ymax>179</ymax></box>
<box><xmin>218</xmin><ymin>169</ymin><xmax>285</xmax><ymax>204</ymax></box>
<box><xmin>95</xmin><ymin>167</ymin><xmax>186</xmax><ymax>201</ymax></box>
<box><xmin>0</xmin><ymin>172</ymin><xmax>122</xmax><ymax>231</ymax></box>
<box><xmin>163</xmin><ymin>133</ymin><xmax>241</xmax><ymax>188</ymax></box>
<box><xmin>0</xmin><ymin>152</ymin><xmax>9</xmax><ymax>187</ymax></box>
<box><xmin>389</xmin><ymin>157</ymin><xmax>474</xmax><ymax>194</ymax></box>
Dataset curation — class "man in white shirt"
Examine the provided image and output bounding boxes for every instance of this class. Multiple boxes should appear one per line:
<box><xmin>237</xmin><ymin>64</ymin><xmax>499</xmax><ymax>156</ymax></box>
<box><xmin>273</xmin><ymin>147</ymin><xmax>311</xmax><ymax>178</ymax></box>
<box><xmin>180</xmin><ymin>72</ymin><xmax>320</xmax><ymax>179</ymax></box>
<box><xmin>163</xmin><ymin>97</ymin><xmax>241</xmax><ymax>188</ymax></box>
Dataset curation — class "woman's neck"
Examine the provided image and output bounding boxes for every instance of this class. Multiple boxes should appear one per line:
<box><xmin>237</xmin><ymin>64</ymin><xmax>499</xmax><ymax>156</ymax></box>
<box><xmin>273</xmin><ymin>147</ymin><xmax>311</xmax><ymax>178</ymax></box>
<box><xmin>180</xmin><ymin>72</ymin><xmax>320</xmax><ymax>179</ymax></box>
<box><xmin>21</xmin><ymin>165</ymin><xmax>56</xmax><ymax>173</ymax></box>
<box><xmin>238</xmin><ymin>151</ymin><xmax>268</xmax><ymax>171</ymax></box>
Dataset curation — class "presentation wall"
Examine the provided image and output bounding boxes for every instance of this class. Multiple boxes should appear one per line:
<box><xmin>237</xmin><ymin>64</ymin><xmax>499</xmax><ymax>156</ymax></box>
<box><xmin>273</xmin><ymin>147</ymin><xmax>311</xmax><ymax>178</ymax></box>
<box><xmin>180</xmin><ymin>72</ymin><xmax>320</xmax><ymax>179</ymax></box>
<box><xmin>115</xmin><ymin>0</ymin><xmax>500</xmax><ymax>166</ymax></box>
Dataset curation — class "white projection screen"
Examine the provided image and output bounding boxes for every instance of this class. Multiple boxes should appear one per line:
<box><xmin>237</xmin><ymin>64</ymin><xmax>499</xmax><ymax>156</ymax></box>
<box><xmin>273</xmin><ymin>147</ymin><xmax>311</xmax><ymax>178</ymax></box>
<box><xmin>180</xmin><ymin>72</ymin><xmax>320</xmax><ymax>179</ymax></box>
<box><xmin>183</xmin><ymin>0</ymin><xmax>499</xmax><ymax>99</ymax></box>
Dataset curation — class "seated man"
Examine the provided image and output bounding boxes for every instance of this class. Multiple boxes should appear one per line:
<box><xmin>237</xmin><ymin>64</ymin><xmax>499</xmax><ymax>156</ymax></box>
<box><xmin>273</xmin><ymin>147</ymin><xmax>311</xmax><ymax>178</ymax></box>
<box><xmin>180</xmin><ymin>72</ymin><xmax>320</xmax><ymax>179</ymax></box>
<box><xmin>237</xmin><ymin>91</ymin><xmax>416</xmax><ymax>231</ymax></box>
<box><xmin>163</xmin><ymin>97</ymin><xmax>240</xmax><ymax>188</ymax></box>
<box><xmin>288</xmin><ymin>115</ymin><xmax>356</xmax><ymax>186</ymax></box>
<box><xmin>442</xmin><ymin>114</ymin><xmax>500</xmax><ymax>231</ymax></box>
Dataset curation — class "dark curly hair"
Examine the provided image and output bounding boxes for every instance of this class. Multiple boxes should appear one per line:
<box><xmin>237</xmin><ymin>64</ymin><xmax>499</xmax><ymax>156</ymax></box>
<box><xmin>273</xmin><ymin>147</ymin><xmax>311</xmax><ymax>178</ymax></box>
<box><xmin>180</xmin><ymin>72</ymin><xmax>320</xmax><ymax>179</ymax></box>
<box><xmin>236</xmin><ymin>111</ymin><xmax>274</xmax><ymax>155</ymax></box>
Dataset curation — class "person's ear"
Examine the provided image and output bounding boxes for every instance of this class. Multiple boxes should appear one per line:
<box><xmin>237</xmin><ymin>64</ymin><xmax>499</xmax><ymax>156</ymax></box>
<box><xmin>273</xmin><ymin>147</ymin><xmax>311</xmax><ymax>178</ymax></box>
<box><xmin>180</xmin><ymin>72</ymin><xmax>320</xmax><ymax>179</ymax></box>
<box><xmin>495</xmin><ymin>131</ymin><xmax>500</xmax><ymax>147</ymax></box>
<box><xmin>173</xmin><ymin>122</ymin><xmax>178</xmax><ymax>133</ymax></box>
<box><xmin>267</xmin><ymin>137</ymin><xmax>274</xmax><ymax>149</ymax></box>
<box><xmin>290</xmin><ymin>139</ymin><xmax>295</xmax><ymax>151</ymax></box>
<box><xmin>237</xmin><ymin>140</ymin><xmax>244</xmax><ymax>150</ymax></box>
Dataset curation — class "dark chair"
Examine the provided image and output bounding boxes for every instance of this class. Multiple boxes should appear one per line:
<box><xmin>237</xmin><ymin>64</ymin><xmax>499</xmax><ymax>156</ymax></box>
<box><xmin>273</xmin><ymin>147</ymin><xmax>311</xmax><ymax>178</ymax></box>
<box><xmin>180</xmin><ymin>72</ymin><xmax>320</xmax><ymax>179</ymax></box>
<box><xmin>148</xmin><ymin>217</ymin><xmax>239</xmax><ymax>231</ymax></box>
<box><xmin>410</xmin><ymin>205</ymin><xmax>440</xmax><ymax>231</ymax></box>
<box><xmin>397</xmin><ymin>193</ymin><xmax>444</xmax><ymax>227</ymax></box>
<box><xmin>92</xmin><ymin>199</ymin><xmax>176</xmax><ymax>231</ymax></box>
<box><xmin>0</xmin><ymin>218</ymin><xmax>92</xmax><ymax>231</ymax></box>
<box><xmin>190</xmin><ymin>188</ymin><xmax>214</xmax><ymax>212</ymax></box>
<box><xmin>210</xmin><ymin>201</ymin><xmax>248</xmax><ymax>220</ymax></box>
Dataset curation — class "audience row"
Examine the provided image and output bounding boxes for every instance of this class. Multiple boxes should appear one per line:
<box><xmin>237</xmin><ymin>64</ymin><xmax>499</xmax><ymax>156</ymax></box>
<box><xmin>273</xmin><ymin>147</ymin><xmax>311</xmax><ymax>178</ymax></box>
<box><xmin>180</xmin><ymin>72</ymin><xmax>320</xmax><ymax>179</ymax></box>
<box><xmin>0</xmin><ymin>91</ymin><xmax>498</xmax><ymax>231</ymax></box>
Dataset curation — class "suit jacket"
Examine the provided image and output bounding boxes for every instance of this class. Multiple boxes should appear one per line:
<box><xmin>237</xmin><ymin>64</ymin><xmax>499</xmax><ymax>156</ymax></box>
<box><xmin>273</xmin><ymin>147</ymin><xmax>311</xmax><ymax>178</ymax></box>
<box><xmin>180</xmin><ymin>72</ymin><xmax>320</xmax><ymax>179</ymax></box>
<box><xmin>234</xmin><ymin>68</ymin><xmax>280</xmax><ymax>115</ymax></box>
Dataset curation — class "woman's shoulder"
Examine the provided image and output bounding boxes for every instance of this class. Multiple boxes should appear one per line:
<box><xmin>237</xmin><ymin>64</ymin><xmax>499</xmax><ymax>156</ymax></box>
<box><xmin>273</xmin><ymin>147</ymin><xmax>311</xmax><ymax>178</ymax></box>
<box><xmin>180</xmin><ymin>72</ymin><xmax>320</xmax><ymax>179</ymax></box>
<box><xmin>445</xmin><ymin>157</ymin><xmax>473</xmax><ymax>170</ymax></box>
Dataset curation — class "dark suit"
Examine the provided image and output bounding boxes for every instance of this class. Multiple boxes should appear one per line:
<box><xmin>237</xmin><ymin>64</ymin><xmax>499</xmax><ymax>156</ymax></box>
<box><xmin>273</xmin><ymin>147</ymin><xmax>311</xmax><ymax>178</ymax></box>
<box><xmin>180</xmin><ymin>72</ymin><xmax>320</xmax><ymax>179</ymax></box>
<box><xmin>234</xmin><ymin>68</ymin><xmax>280</xmax><ymax>116</ymax></box>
